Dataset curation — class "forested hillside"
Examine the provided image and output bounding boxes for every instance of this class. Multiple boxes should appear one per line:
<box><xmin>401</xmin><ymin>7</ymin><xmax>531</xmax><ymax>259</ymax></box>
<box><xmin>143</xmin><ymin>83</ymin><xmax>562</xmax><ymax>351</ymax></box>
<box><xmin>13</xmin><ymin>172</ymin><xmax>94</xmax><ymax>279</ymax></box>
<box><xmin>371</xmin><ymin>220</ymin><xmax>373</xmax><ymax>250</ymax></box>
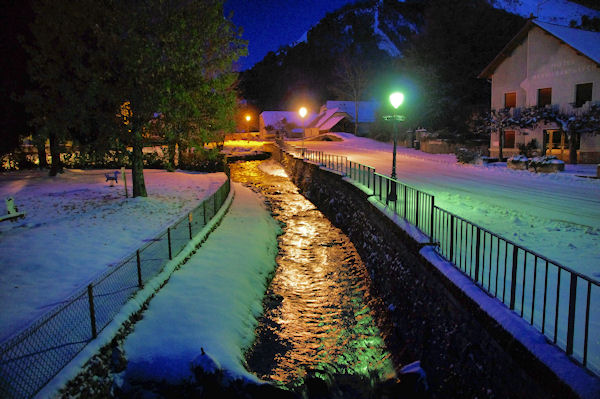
<box><xmin>239</xmin><ymin>0</ymin><xmax>597</xmax><ymax>136</ymax></box>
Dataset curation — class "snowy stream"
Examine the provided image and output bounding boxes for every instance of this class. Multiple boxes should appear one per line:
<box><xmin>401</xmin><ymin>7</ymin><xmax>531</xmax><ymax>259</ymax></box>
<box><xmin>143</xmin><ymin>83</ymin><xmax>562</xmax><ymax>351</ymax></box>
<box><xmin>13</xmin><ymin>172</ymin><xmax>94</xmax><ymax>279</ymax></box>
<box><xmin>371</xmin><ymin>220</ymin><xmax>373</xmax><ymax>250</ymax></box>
<box><xmin>231</xmin><ymin>160</ymin><xmax>397</xmax><ymax>396</ymax></box>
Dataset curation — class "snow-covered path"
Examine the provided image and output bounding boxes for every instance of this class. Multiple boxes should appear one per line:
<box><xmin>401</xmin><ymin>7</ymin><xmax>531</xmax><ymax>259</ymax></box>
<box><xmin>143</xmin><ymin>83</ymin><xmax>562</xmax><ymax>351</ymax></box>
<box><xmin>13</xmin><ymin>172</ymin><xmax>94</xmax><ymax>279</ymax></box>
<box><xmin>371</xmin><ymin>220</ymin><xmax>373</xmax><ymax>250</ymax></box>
<box><xmin>300</xmin><ymin>134</ymin><xmax>600</xmax><ymax>278</ymax></box>
<box><xmin>119</xmin><ymin>183</ymin><xmax>280</xmax><ymax>387</ymax></box>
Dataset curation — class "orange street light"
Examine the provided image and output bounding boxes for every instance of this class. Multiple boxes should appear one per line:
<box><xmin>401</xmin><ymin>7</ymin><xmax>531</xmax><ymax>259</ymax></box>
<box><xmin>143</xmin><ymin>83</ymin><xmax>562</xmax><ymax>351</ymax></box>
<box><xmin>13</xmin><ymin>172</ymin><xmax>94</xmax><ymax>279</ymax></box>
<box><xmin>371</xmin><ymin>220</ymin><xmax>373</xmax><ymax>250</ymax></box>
<box><xmin>299</xmin><ymin>107</ymin><xmax>307</xmax><ymax>157</ymax></box>
<box><xmin>245</xmin><ymin>114</ymin><xmax>251</xmax><ymax>133</ymax></box>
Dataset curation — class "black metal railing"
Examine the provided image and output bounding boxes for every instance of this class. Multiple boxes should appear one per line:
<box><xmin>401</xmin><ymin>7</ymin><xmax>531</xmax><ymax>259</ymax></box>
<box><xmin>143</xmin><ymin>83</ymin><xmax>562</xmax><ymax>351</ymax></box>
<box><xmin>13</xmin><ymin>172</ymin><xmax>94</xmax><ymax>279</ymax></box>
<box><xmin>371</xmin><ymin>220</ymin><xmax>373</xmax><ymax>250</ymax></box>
<box><xmin>372</xmin><ymin>172</ymin><xmax>435</xmax><ymax>238</ymax></box>
<box><xmin>279</xmin><ymin>142</ymin><xmax>599</xmax><ymax>377</ymax></box>
<box><xmin>432</xmin><ymin>206</ymin><xmax>599</xmax><ymax>374</ymax></box>
<box><xmin>0</xmin><ymin>178</ymin><xmax>231</xmax><ymax>399</ymax></box>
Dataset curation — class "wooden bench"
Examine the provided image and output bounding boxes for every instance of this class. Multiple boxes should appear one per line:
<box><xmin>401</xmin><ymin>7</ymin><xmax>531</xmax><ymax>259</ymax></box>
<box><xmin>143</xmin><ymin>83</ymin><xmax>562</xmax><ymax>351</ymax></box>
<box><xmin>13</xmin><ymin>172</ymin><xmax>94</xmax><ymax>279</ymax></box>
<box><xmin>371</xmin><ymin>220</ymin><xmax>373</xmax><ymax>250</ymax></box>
<box><xmin>105</xmin><ymin>171</ymin><xmax>120</xmax><ymax>186</ymax></box>
<box><xmin>0</xmin><ymin>197</ymin><xmax>26</xmax><ymax>223</ymax></box>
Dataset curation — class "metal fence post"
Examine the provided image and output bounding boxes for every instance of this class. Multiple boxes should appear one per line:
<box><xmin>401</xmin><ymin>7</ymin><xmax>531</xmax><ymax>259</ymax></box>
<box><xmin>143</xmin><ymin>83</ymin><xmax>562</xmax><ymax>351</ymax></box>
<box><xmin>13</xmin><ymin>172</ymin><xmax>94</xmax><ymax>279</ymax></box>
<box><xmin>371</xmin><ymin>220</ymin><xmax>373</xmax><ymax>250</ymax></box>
<box><xmin>168</xmin><ymin>227</ymin><xmax>172</xmax><ymax>260</ymax></box>
<box><xmin>203</xmin><ymin>200</ymin><xmax>207</xmax><ymax>225</ymax></box>
<box><xmin>188</xmin><ymin>213</ymin><xmax>193</xmax><ymax>239</ymax></box>
<box><xmin>449</xmin><ymin>214</ymin><xmax>455</xmax><ymax>262</ymax></box>
<box><xmin>475</xmin><ymin>227</ymin><xmax>481</xmax><ymax>283</ymax></box>
<box><xmin>403</xmin><ymin>185</ymin><xmax>407</xmax><ymax>218</ymax></box>
<box><xmin>136</xmin><ymin>250</ymin><xmax>142</xmax><ymax>287</ymax></box>
<box><xmin>509</xmin><ymin>246</ymin><xmax>519</xmax><ymax>310</ymax></box>
<box><xmin>385</xmin><ymin>178</ymin><xmax>389</xmax><ymax>205</ymax></box>
<box><xmin>415</xmin><ymin>191</ymin><xmax>420</xmax><ymax>227</ymax></box>
<box><xmin>566</xmin><ymin>274</ymin><xmax>578</xmax><ymax>355</ymax></box>
<box><xmin>430</xmin><ymin>197</ymin><xmax>435</xmax><ymax>241</ymax></box>
<box><xmin>87</xmin><ymin>284</ymin><xmax>97</xmax><ymax>339</ymax></box>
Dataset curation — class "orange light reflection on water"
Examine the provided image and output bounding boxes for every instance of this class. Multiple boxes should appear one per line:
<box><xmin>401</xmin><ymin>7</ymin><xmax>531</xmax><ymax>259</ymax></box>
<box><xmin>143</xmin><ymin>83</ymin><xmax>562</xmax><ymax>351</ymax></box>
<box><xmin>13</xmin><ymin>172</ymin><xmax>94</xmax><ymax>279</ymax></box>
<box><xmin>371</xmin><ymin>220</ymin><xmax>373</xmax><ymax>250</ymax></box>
<box><xmin>233</xmin><ymin>161</ymin><xmax>396</xmax><ymax>390</ymax></box>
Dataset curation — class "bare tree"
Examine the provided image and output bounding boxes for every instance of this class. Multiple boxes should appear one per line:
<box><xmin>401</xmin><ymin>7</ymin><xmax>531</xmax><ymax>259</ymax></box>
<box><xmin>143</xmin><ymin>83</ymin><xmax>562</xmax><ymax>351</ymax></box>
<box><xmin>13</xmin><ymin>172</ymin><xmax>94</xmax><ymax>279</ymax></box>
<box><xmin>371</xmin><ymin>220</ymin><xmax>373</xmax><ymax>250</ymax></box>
<box><xmin>331</xmin><ymin>56</ymin><xmax>370</xmax><ymax>136</ymax></box>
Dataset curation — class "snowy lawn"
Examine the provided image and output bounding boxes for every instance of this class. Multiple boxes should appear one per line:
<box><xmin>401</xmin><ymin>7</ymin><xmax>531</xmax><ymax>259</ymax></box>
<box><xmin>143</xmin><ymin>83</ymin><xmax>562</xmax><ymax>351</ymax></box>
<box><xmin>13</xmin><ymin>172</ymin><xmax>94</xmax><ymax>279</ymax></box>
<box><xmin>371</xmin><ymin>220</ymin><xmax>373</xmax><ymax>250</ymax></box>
<box><xmin>118</xmin><ymin>183</ymin><xmax>280</xmax><ymax>387</ymax></box>
<box><xmin>0</xmin><ymin>169</ymin><xmax>226</xmax><ymax>342</ymax></box>
<box><xmin>298</xmin><ymin>133</ymin><xmax>600</xmax><ymax>279</ymax></box>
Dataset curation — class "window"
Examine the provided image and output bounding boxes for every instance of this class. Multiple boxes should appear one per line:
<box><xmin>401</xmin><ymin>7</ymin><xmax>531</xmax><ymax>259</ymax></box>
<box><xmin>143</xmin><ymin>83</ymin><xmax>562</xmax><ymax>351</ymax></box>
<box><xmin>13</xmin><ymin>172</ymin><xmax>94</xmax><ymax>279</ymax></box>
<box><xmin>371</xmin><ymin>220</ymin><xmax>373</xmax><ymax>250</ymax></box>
<box><xmin>504</xmin><ymin>92</ymin><xmax>516</xmax><ymax>108</ymax></box>
<box><xmin>504</xmin><ymin>130</ymin><xmax>515</xmax><ymax>148</ymax></box>
<box><xmin>538</xmin><ymin>88</ymin><xmax>552</xmax><ymax>107</ymax></box>
<box><xmin>575</xmin><ymin>83</ymin><xmax>592</xmax><ymax>107</ymax></box>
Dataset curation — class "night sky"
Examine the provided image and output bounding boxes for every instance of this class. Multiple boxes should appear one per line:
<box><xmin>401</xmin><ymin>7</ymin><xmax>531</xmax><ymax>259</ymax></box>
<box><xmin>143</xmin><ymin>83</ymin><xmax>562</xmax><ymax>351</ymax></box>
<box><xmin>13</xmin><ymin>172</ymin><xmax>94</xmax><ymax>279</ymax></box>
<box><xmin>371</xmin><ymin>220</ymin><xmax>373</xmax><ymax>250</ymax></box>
<box><xmin>225</xmin><ymin>0</ymin><xmax>360</xmax><ymax>71</ymax></box>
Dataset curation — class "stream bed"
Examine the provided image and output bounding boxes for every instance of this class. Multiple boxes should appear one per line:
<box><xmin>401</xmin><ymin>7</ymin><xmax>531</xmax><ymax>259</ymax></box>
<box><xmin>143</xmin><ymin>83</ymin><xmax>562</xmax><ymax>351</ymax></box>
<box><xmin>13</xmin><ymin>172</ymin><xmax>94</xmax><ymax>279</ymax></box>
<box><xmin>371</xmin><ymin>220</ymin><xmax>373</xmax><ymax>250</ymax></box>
<box><xmin>231</xmin><ymin>160</ymin><xmax>398</xmax><ymax>398</ymax></box>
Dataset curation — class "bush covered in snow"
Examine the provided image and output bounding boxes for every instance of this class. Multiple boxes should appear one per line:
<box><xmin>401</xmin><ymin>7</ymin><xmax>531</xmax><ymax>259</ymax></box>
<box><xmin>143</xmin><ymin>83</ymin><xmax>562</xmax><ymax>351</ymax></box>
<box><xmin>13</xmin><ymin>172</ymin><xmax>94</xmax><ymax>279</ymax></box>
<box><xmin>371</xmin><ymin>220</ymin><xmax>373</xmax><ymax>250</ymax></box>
<box><xmin>528</xmin><ymin>155</ymin><xmax>565</xmax><ymax>173</ymax></box>
<box><xmin>507</xmin><ymin>155</ymin><xmax>529</xmax><ymax>170</ymax></box>
<box><xmin>454</xmin><ymin>147</ymin><xmax>480</xmax><ymax>164</ymax></box>
<box><xmin>508</xmin><ymin>155</ymin><xmax>564</xmax><ymax>173</ymax></box>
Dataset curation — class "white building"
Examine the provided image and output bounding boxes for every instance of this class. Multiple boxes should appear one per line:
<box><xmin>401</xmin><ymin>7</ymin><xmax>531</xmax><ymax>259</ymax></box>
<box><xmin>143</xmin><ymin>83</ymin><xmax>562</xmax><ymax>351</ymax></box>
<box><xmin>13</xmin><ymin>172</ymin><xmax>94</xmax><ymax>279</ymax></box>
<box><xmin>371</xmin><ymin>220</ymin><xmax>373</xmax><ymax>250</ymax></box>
<box><xmin>479</xmin><ymin>20</ymin><xmax>600</xmax><ymax>163</ymax></box>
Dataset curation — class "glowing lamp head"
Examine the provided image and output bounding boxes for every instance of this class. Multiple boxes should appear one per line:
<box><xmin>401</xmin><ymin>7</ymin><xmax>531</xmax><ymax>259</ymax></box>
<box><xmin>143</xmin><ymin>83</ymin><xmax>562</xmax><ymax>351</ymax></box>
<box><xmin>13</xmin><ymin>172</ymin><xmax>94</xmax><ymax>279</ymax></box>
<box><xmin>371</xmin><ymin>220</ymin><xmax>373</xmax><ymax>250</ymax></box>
<box><xmin>299</xmin><ymin>107</ymin><xmax>307</xmax><ymax>118</ymax></box>
<box><xmin>389</xmin><ymin>92</ymin><xmax>404</xmax><ymax>109</ymax></box>
<box><xmin>245</xmin><ymin>115</ymin><xmax>251</xmax><ymax>122</ymax></box>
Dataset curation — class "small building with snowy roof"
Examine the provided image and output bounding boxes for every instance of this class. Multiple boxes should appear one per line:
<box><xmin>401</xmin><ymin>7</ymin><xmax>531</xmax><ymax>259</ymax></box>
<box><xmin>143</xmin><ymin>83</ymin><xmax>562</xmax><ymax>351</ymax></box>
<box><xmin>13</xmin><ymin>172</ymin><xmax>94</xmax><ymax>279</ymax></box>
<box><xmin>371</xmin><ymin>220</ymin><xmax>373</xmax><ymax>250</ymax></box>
<box><xmin>259</xmin><ymin>100</ymin><xmax>380</xmax><ymax>140</ymax></box>
<box><xmin>304</xmin><ymin>106</ymin><xmax>352</xmax><ymax>138</ymax></box>
<box><xmin>259</xmin><ymin>111</ymin><xmax>317</xmax><ymax>139</ymax></box>
<box><xmin>324</xmin><ymin>101</ymin><xmax>380</xmax><ymax>135</ymax></box>
<box><xmin>479</xmin><ymin>19</ymin><xmax>600</xmax><ymax>163</ymax></box>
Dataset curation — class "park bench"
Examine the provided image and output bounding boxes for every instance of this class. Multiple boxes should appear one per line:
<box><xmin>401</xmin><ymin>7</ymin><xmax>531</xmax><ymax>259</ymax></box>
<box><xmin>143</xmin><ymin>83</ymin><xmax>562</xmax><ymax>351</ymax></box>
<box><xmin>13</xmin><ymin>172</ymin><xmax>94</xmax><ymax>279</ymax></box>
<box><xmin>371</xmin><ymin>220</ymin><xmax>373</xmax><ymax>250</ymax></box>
<box><xmin>105</xmin><ymin>171</ymin><xmax>120</xmax><ymax>186</ymax></box>
<box><xmin>0</xmin><ymin>197</ymin><xmax>26</xmax><ymax>223</ymax></box>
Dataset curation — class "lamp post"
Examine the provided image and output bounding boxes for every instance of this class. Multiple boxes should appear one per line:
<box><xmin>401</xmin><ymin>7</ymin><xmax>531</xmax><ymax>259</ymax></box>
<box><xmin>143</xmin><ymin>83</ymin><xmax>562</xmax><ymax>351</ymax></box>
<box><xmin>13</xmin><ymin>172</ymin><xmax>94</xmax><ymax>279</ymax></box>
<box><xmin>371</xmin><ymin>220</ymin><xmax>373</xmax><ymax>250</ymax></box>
<box><xmin>245</xmin><ymin>114</ymin><xmax>251</xmax><ymax>133</ymax></box>
<box><xmin>388</xmin><ymin>92</ymin><xmax>404</xmax><ymax>201</ymax></box>
<box><xmin>299</xmin><ymin>106</ymin><xmax>307</xmax><ymax>158</ymax></box>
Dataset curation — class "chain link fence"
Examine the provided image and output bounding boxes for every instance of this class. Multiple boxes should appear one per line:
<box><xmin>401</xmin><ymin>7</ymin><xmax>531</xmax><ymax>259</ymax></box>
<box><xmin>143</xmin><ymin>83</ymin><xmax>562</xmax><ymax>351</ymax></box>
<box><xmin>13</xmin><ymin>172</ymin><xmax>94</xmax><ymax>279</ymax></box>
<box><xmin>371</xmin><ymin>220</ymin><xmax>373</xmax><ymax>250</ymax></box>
<box><xmin>0</xmin><ymin>177</ymin><xmax>231</xmax><ymax>399</ymax></box>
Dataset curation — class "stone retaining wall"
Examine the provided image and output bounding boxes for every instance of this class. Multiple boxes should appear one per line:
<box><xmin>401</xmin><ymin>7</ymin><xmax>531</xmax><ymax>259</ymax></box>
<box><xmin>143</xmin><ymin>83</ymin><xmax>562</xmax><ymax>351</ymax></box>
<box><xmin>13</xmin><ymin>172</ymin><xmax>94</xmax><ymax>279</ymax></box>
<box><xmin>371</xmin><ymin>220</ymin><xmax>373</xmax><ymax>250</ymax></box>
<box><xmin>267</xmin><ymin>144</ymin><xmax>588</xmax><ymax>399</ymax></box>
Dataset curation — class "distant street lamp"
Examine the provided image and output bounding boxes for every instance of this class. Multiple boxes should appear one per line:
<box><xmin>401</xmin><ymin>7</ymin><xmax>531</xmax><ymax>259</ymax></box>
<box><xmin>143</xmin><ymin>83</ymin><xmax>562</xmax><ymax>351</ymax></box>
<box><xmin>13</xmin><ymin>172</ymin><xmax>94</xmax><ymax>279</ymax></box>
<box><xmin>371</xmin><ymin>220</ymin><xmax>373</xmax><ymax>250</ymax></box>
<box><xmin>245</xmin><ymin>114</ymin><xmax>251</xmax><ymax>133</ymax></box>
<box><xmin>299</xmin><ymin>106</ymin><xmax>307</xmax><ymax>157</ymax></box>
<box><xmin>387</xmin><ymin>92</ymin><xmax>405</xmax><ymax>201</ymax></box>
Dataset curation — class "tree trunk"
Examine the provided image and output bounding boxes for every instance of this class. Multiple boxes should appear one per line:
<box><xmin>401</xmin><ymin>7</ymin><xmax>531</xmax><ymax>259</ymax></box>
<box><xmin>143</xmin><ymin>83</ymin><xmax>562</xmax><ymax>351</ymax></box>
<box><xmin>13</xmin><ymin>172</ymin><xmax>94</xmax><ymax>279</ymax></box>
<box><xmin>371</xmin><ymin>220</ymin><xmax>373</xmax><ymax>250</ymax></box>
<box><xmin>167</xmin><ymin>140</ymin><xmax>176</xmax><ymax>171</ymax></box>
<box><xmin>354</xmin><ymin>100</ymin><xmax>359</xmax><ymax>136</ymax></box>
<box><xmin>131</xmin><ymin>130</ymin><xmax>147</xmax><ymax>197</ymax></box>
<box><xmin>568</xmin><ymin>130</ymin><xmax>578</xmax><ymax>164</ymax></box>
<box><xmin>48</xmin><ymin>132</ymin><xmax>62</xmax><ymax>176</ymax></box>
<box><xmin>35</xmin><ymin>137</ymin><xmax>48</xmax><ymax>169</ymax></box>
<box><xmin>498</xmin><ymin>128</ymin><xmax>504</xmax><ymax>160</ymax></box>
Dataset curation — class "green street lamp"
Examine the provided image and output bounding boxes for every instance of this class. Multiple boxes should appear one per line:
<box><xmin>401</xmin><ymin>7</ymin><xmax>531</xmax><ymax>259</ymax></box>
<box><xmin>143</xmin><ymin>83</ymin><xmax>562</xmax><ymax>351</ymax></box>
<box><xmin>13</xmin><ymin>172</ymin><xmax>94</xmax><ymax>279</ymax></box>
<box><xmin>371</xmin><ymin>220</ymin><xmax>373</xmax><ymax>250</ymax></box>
<box><xmin>388</xmin><ymin>92</ymin><xmax>404</xmax><ymax>201</ymax></box>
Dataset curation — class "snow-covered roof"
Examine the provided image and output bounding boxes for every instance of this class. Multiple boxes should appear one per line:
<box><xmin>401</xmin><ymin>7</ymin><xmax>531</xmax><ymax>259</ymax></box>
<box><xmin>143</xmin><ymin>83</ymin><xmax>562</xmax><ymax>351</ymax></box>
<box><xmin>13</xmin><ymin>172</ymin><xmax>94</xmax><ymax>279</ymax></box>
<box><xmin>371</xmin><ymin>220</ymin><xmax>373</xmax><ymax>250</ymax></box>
<box><xmin>317</xmin><ymin>114</ymin><xmax>347</xmax><ymax>131</ymax></box>
<box><xmin>534</xmin><ymin>21</ymin><xmax>600</xmax><ymax>65</ymax></box>
<box><xmin>479</xmin><ymin>20</ymin><xmax>600</xmax><ymax>78</ymax></box>
<box><xmin>325</xmin><ymin>101</ymin><xmax>379</xmax><ymax>123</ymax></box>
<box><xmin>306</xmin><ymin>107</ymin><xmax>351</xmax><ymax>132</ymax></box>
<box><xmin>260</xmin><ymin>111</ymin><xmax>316</xmax><ymax>128</ymax></box>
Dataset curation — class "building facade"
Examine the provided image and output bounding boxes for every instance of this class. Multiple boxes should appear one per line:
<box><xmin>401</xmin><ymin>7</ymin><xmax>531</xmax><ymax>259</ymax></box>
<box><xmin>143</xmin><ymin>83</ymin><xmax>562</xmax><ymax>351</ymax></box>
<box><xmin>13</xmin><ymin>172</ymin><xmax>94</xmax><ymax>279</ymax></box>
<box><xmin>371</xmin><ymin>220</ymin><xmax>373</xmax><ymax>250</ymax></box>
<box><xmin>479</xmin><ymin>20</ymin><xmax>600</xmax><ymax>163</ymax></box>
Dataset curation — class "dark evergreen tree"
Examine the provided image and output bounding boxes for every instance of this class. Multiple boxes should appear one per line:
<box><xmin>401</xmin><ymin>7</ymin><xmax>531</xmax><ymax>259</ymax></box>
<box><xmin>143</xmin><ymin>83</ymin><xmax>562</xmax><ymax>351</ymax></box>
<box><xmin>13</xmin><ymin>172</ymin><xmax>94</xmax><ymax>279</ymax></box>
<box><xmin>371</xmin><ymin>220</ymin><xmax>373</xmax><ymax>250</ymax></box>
<box><xmin>1</xmin><ymin>0</ymin><xmax>34</xmax><ymax>157</ymax></box>
<box><xmin>25</xmin><ymin>0</ymin><xmax>245</xmax><ymax>193</ymax></box>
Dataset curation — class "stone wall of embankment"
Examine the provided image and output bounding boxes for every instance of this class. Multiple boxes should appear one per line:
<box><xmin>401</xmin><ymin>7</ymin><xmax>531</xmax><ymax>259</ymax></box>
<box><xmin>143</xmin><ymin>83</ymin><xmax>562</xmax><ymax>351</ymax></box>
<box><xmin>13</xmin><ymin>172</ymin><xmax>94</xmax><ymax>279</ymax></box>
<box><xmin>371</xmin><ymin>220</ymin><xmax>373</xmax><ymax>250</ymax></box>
<box><xmin>266</xmin><ymin>144</ymin><xmax>590</xmax><ymax>399</ymax></box>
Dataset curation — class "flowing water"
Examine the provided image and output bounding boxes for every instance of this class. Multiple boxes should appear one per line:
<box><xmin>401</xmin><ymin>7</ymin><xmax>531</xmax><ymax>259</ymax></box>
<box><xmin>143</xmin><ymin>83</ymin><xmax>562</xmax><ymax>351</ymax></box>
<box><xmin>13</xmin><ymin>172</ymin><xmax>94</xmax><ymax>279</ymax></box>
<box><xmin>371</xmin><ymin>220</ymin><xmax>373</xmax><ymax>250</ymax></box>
<box><xmin>231</xmin><ymin>160</ymin><xmax>396</xmax><ymax>397</ymax></box>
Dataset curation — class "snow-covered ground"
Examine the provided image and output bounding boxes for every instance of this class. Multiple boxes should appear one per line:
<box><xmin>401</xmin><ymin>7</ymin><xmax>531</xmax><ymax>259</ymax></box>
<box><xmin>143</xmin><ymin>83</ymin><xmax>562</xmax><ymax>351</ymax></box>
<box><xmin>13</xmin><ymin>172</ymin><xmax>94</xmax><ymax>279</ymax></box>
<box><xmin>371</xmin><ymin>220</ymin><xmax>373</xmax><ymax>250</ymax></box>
<box><xmin>298</xmin><ymin>133</ymin><xmax>600</xmax><ymax>279</ymax></box>
<box><xmin>118</xmin><ymin>183</ymin><xmax>280</xmax><ymax>388</ymax></box>
<box><xmin>0</xmin><ymin>169</ymin><xmax>226</xmax><ymax>342</ymax></box>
